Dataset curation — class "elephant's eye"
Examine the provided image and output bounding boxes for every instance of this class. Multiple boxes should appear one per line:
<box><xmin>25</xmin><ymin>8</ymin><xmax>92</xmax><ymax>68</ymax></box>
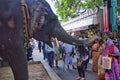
<box><xmin>8</xmin><ymin>18</ymin><xmax>15</xmax><ymax>28</ymax></box>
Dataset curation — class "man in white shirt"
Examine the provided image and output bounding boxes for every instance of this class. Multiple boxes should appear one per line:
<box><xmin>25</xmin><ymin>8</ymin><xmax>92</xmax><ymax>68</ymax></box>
<box><xmin>63</xmin><ymin>43</ymin><xmax>76</xmax><ymax>70</ymax></box>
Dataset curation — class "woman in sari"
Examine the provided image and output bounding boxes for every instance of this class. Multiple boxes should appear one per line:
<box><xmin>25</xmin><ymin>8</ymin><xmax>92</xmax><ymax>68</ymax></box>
<box><xmin>91</xmin><ymin>39</ymin><xmax>100</xmax><ymax>72</ymax></box>
<box><xmin>103</xmin><ymin>38</ymin><xmax>120</xmax><ymax>80</ymax></box>
<box><xmin>97</xmin><ymin>39</ymin><xmax>105</xmax><ymax>80</ymax></box>
<box><xmin>54</xmin><ymin>39</ymin><xmax>59</xmax><ymax>68</ymax></box>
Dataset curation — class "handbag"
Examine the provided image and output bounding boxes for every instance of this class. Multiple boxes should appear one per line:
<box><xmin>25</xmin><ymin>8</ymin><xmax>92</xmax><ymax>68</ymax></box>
<box><xmin>98</xmin><ymin>72</ymin><xmax>105</xmax><ymax>80</ymax></box>
<box><xmin>102</xmin><ymin>56</ymin><xmax>112</xmax><ymax>69</ymax></box>
<box><xmin>98</xmin><ymin>55</ymin><xmax>105</xmax><ymax>80</ymax></box>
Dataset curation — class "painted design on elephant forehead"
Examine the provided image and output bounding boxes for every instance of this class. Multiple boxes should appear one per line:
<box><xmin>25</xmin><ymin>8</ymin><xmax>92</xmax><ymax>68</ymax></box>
<box><xmin>33</xmin><ymin>1</ymin><xmax>48</xmax><ymax>14</ymax></box>
<box><xmin>8</xmin><ymin>18</ymin><xmax>15</xmax><ymax>28</ymax></box>
<box><xmin>36</xmin><ymin>3</ymin><xmax>44</xmax><ymax>11</ymax></box>
<box><xmin>37</xmin><ymin>15</ymin><xmax>45</xmax><ymax>26</ymax></box>
<box><xmin>33</xmin><ymin>1</ymin><xmax>43</xmax><ymax>9</ymax></box>
<box><xmin>31</xmin><ymin>15</ymin><xmax>45</xmax><ymax>34</ymax></box>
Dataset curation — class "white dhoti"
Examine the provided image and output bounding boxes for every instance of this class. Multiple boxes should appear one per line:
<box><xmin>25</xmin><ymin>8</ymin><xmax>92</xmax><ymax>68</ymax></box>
<box><xmin>65</xmin><ymin>52</ymin><xmax>73</xmax><ymax>65</ymax></box>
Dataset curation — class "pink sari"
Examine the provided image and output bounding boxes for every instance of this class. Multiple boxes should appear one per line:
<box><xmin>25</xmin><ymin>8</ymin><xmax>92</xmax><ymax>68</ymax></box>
<box><xmin>103</xmin><ymin>39</ymin><xmax>120</xmax><ymax>80</ymax></box>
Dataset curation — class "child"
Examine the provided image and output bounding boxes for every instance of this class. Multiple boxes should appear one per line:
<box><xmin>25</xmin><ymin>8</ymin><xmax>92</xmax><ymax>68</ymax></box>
<box><xmin>76</xmin><ymin>46</ymin><xmax>88</xmax><ymax>80</ymax></box>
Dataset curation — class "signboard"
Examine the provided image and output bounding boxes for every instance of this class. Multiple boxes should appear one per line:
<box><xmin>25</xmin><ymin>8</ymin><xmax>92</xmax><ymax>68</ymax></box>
<box><xmin>103</xmin><ymin>1</ymin><xmax>109</xmax><ymax>32</ymax></box>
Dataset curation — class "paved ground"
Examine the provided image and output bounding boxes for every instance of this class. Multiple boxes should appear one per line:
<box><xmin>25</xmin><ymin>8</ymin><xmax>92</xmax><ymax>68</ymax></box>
<box><xmin>32</xmin><ymin>48</ymin><xmax>61</xmax><ymax>80</ymax></box>
<box><xmin>53</xmin><ymin>61</ymin><xmax>97</xmax><ymax>80</ymax></box>
<box><xmin>32</xmin><ymin>48</ymin><xmax>97</xmax><ymax>80</ymax></box>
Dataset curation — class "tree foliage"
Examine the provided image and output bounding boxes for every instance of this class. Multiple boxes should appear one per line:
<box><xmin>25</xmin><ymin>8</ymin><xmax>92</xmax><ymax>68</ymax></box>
<box><xmin>117</xmin><ymin>0</ymin><xmax>120</xmax><ymax>11</ymax></box>
<box><xmin>53</xmin><ymin>0</ymin><xmax>82</xmax><ymax>21</ymax></box>
<box><xmin>53</xmin><ymin>0</ymin><xmax>120</xmax><ymax>22</ymax></box>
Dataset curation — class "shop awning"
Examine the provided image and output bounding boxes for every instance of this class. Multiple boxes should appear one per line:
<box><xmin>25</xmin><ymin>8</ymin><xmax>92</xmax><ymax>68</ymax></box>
<box><xmin>67</xmin><ymin>26</ymin><xmax>88</xmax><ymax>32</ymax></box>
<box><xmin>62</xmin><ymin>14</ymin><xmax>98</xmax><ymax>31</ymax></box>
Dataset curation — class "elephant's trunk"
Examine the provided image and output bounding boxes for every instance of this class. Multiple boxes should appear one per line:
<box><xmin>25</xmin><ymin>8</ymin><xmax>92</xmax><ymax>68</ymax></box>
<box><xmin>51</xmin><ymin>21</ymin><xmax>89</xmax><ymax>45</ymax></box>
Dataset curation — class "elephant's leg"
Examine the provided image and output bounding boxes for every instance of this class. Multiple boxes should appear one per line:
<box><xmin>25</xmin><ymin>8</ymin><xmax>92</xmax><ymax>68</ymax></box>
<box><xmin>9</xmin><ymin>52</ymin><xmax>28</xmax><ymax>80</ymax></box>
<box><xmin>0</xmin><ymin>48</ymin><xmax>28</xmax><ymax>80</ymax></box>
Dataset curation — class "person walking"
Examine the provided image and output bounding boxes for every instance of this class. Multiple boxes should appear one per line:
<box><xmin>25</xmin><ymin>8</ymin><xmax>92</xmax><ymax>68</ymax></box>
<box><xmin>102</xmin><ymin>38</ymin><xmax>120</xmax><ymax>80</ymax></box>
<box><xmin>41</xmin><ymin>42</ymin><xmax>48</xmax><ymax>60</ymax></box>
<box><xmin>38</xmin><ymin>41</ymin><xmax>42</xmax><ymax>52</ymax></box>
<box><xmin>59</xmin><ymin>41</ymin><xmax>63</xmax><ymax>59</ymax></box>
<box><xmin>79</xmin><ymin>32</ymin><xmax>90</xmax><ymax>70</ymax></box>
<box><xmin>26</xmin><ymin>43</ymin><xmax>33</xmax><ymax>61</ymax></box>
<box><xmin>53</xmin><ymin>38</ymin><xmax>60</xmax><ymax>68</ymax></box>
<box><xmin>63</xmin><ymin>43</ymin><xmax>76</xmax><ymax>70</ymax></box>
<box><xmin>45</xmin><ymin>39</ymin><xmax>55</xmax><ymax>68</ymax></box>
<box><xmin>97</xmin><ymin>39</ymin><xmax>105</xmax><ymax>80</ymax></box>
<box><xmin>76</xmin><ymin>45</ymin><xmax>89</xmax><ymax>80</ymax></box>
<box><xmin>30</xmin><ymin>38</ymin><xmax>35</xmax><ymax>49</ymax></box>
<box><xmin>91</xmin><ymin>39</ymin><xmax>100</xmax><ymax>72</ymax></box>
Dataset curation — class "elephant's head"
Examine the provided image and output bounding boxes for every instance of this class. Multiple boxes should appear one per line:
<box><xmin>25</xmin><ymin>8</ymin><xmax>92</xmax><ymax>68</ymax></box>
<box><xmin>27</xmin><ymin>0</ymin><xmax>87</xmax><ymax>46</ymax></box>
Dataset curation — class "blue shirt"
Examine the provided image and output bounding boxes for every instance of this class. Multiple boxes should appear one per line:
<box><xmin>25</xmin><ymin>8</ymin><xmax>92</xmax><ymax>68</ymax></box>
<box><xmin>45</xmin><ymin>42</ymin><xmax>55</xmax><ymax>53</ymax></box>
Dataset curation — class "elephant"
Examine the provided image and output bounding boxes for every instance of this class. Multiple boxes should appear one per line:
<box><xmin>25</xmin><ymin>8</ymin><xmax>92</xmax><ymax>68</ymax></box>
<box><xmin>0</xmin><ymin>0</ymin><xmax>92</xmax><ymax>80</ymax></box>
